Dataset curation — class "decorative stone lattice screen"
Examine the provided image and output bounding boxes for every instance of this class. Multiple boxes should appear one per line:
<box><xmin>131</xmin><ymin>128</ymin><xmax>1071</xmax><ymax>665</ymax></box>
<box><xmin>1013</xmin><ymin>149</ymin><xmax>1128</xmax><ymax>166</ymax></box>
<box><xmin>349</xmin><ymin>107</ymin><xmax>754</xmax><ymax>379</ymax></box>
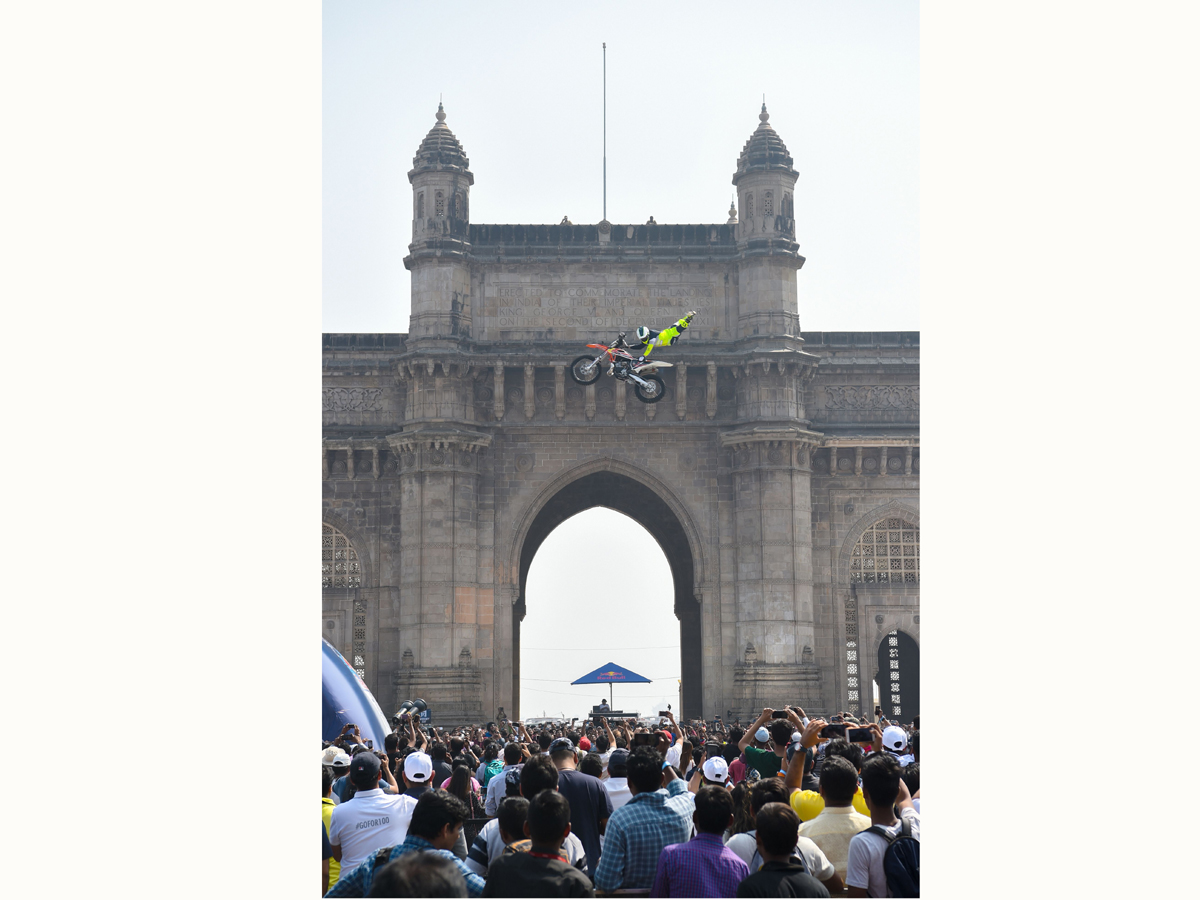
<box><xmin>850</xmin><ymin>517</ymin><xmax>919</xmax><ymax>584</ymax></box>
<box><xmin>885</xmin><ymin>631</ymin><xmax>902</xmax><ymax>715</ymax></box>
<box><xmin>323</xmin><ymin>523</ymin><xmax>365</xmax><ymax>678</ymax></box>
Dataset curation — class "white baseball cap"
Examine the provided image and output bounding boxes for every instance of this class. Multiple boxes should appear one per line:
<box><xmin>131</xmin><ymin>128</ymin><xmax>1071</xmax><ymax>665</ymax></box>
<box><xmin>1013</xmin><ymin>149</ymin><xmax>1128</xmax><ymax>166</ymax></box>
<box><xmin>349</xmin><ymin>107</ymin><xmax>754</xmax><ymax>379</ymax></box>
<box><xmin>882</xmin><ymin>725</ymin><xmax>908</xmax><ymax>752</ymax></box>
<box><xmin>702</xmin><ymin>756</ymin><xmax>730</xmax><ymax>783</ymax></box>
<box><xmin>404</xmin><ymin>751</ymin><xmax>433</xmax><ymax>782</ymax></box>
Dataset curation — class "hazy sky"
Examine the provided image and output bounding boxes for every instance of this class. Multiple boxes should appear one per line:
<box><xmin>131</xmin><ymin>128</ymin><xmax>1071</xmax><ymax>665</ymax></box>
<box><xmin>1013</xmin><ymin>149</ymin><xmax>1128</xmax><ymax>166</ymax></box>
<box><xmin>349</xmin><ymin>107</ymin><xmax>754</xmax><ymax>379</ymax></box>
<box><xmin>324</xmin><ymin>0</ymin><xmax>918</xmax><ymax>334</ymax></box>
<box><xmin>323</xmin><ymin>0</ymin><xmax>918</xmax><ymax>719</ymax></box>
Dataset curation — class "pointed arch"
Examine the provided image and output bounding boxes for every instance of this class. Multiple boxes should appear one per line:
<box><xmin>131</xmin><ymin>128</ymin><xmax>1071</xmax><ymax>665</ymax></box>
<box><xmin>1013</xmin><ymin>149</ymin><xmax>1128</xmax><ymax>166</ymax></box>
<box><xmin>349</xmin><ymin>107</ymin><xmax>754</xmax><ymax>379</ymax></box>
<box><xmin>505</xmin><ymin>457</ymin><xmax>708</xmax><ymax>718</ymax></box>
<box><xmin>507</xmin><ymin>456</ymin><xmax>706</xmax><ymax>595</ymax></box>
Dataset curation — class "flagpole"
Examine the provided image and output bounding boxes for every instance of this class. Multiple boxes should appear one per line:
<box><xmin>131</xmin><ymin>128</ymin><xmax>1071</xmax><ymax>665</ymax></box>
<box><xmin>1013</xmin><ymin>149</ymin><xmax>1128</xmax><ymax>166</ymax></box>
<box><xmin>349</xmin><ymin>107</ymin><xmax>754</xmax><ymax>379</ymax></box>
<box><xmin>602</xmin><ymin>42</ymin><xmax>607</xmax><ymax>221</ymax></box>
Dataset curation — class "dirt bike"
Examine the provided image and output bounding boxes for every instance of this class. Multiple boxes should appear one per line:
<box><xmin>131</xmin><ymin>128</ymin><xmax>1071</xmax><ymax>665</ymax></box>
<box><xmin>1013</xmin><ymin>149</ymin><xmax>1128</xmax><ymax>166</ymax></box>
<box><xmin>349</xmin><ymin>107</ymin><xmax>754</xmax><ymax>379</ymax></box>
<box><xmin>569</xmin><ymin>333</ymin><xmax>671</xmax><ymax>403</ymax></box>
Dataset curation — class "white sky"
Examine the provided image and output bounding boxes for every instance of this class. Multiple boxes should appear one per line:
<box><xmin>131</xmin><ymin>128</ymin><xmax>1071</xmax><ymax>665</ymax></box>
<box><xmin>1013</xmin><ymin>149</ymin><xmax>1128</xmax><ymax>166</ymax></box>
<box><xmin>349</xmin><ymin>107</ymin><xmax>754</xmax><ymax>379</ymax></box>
<box><xmin>322</xmin><ymin>0</ymin><xmax>919</xmax><ymax>720</ymax></box>
<box><xmin>323</xmin><ymin>0</ymin><xmax>918</xmax><ymax>334</ymax></box>
<box><xmin>521</xmin><ymin>509</ymin><xmax>682</xmax><ymax>720</ymax></box>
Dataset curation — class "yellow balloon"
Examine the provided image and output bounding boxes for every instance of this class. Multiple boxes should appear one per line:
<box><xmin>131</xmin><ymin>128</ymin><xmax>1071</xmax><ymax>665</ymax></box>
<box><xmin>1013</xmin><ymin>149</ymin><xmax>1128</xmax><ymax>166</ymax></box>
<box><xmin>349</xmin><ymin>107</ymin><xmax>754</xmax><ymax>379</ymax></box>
<box><xmin>852</xmin><ymin>786</ymin><xmax>869</xmax><ymax>816</ymax></box>
<box><xmin>790</xmin><ymin>789</ymin><xmax>825</xmax><ymax>822</ymax></box>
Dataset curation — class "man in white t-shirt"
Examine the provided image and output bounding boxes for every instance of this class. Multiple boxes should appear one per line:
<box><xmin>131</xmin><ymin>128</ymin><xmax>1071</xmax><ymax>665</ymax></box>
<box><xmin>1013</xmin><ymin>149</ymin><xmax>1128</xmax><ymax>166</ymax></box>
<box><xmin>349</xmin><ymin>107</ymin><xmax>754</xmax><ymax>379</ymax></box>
<box><xmin>846</xmin><ymin>753</ymin><xmax>920</xmax><ymax>898</ymax></box>
<box><xmin>880</xmin><ymin>725</ymin><xmax>915</xmax><ymax>767</ymax></box>
<box><xmin>485</xmin><ymin>742</ymin><xmax>525</xmax><ymax>816</ymax></box>
<box><xmin>603</xmin><ymin>748</ymin><xmax>632</xmax><ymax>810</ymax></box>
<box><xmin>658</xmin><ymin>711</ymin><xmax>685</xmax><ymax>769</ymax></box>
<box><xmin>326</xmin><ymin>752</ymin><xmax>415</xmax><ymax>876</ymax></box>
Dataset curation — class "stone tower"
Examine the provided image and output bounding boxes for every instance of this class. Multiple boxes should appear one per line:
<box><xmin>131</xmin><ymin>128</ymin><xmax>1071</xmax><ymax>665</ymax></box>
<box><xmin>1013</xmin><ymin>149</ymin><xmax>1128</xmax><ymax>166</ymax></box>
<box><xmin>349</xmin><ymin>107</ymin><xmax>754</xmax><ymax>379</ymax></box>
<box><xmin>732</xmin><ymin>104</ymin><xmax>801</xmax><ymax>342</ymax></box>
<box><xmin>408</xmin><ymin>102</ymin><xmax>474</xmax><ymax>344</ymax></box>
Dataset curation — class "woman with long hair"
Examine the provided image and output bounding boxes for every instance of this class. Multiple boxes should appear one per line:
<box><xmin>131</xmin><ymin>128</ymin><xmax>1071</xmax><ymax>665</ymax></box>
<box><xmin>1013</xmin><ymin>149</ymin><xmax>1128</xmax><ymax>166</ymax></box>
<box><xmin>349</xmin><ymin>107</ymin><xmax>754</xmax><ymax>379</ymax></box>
<box><xmin>727</xmin><ymin>780</ymin><xmax>756</xmax><ymax>837</ymax></box>
<box><xmin>446</xmin><ymin>763</ymin><xmax>484</xmax><ymax>819</ymax></box>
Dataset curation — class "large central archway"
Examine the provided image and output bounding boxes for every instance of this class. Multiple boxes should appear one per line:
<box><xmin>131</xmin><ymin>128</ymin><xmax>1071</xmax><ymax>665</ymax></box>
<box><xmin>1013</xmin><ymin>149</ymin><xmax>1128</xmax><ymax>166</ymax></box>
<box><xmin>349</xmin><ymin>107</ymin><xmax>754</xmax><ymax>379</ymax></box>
<box><xmin>513</xmin><ymin>470</ymin><xmax>703</xmax><ymax>719</ymax></box>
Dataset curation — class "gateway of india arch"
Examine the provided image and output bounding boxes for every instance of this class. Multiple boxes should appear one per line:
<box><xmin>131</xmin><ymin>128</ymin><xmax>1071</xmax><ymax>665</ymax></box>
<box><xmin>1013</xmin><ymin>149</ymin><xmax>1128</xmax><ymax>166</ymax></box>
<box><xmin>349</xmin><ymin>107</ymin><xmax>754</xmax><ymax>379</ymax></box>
<box><xmin>323</xmin><ymin>103</ymin><xmax>920</xmax><ymax>725</ymax></box>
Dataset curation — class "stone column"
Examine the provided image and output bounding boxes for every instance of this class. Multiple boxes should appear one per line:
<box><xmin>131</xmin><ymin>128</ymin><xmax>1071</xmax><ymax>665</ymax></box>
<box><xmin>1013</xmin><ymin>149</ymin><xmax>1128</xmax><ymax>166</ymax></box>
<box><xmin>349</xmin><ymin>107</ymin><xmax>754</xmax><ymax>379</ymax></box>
<box><xmin>523</xmin><ymin>364</ymin><xmax>535</xmax><ymax>420</ymax></box>
<box><xmin>493</xmin><ymin>363</ymin><xmax>505</xmax><ymax>421</ymax></box>
<box><xmin>723</xmin><ymin>425</ymin><xmax>823</xmax><ymax>713</ymax></box>
<box><xmin>706</xmin><ymin>362</ymin><xmax>718</xmax><ymax>419</ymax></box>
<box><xmin>554</xmin><ymin>365</ymin><xmax>565</xmax><ymax>420</ymax></box>
<box><xmin>387</xmin><ymin>427</ymin><xmax>492</xmax><ymax>724</ymax></box>
<box><xmin>675</xmin><ymin>364</ymin><xmax>688</xmax><ymax>420</ymax></box>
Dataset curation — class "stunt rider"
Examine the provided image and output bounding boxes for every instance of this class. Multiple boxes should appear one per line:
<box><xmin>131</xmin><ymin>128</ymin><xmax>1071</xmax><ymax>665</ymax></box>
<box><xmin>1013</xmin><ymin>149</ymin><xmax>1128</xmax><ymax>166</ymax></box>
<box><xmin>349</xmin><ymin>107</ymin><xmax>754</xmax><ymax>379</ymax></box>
<box><xmin>631</xmin><ymin>311</ymin><xmax>697</xmax><ymax>363</ymax></box>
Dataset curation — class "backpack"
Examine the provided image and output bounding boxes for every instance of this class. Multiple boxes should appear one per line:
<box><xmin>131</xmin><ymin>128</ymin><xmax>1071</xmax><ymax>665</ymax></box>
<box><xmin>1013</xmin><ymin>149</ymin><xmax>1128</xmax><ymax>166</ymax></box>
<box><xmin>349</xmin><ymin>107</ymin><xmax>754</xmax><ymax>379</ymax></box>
<box><xmin>481</xmin><ymin>759</ymin><xmax>504</xmax><ymax>787</ymax></box>
<box><xmin>865</xmin><ymin>816</ymin><xmax>919</xmax><ymax>898</ymax></box>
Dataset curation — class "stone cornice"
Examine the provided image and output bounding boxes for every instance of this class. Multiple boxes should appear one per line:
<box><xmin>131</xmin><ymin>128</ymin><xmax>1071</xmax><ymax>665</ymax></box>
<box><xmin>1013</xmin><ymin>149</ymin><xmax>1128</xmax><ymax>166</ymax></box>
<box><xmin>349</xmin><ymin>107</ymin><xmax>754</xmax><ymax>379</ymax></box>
<box><xmin>822</xmin><ymin>436</ymin><xmax>919</xmax><ymax>448</ymax></box>
<box><xmin>385</xmin><ymin>425</ymin><xmax>492</xmax><ymax>453</ymax></box>
<box><xmin>721</xmin><ymin>424</ymin><xmax>825</xmax><ymax>451</ymax></box>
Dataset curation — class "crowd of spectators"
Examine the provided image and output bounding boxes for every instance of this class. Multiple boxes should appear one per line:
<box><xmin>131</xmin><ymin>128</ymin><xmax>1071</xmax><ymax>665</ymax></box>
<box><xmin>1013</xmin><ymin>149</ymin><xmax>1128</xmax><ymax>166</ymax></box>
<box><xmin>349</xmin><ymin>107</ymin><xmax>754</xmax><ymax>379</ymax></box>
<box><xmin>321</xmin><ymin>705</ymin><xmax>919</xmax><ymax>897</ymax></box>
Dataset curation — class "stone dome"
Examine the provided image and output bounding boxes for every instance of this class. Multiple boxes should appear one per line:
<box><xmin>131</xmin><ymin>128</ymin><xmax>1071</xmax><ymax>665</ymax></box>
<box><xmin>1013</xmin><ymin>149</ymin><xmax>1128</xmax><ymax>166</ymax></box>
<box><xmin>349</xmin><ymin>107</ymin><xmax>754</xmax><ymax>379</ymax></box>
<box><xmin>410</xmin><ymin>102</ymin><xmax>471</xmax><ymax>176</ymax></box>
<box><xmin>733</xmin><ymin>104</ymin><xmax>794</xmax><ymax>180</ymax></box>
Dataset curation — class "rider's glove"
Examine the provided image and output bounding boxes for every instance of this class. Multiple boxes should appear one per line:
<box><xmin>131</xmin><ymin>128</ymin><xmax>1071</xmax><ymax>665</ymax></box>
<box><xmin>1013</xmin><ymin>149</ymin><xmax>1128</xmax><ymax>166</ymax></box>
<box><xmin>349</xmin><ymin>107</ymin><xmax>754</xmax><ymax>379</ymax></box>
<box><xmin>684</xmin><ymin>311</ymin><xmax>696</xmax><ymax>323</ymax></box>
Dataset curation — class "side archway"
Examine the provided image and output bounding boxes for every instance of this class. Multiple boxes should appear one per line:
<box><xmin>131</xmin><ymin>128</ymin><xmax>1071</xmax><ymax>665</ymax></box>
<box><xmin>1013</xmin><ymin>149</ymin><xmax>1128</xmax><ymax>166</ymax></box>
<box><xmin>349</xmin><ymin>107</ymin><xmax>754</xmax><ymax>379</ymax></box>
<box><xmin>875</xmin><ymin>629</ymin><xmax>919</xmax><ymax>721</ymax></box>
<box><xmin>508</xmin><ymin>461</ymin><xmax>706</xmax><ymax>719</ymax></box>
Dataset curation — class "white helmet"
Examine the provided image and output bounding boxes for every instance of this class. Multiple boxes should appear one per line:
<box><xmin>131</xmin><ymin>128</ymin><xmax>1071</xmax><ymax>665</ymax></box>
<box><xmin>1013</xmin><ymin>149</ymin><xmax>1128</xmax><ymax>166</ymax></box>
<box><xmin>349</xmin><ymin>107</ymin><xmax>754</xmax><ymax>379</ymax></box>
<box><xmin>636</xmin><ymin>326</ymin><xmax>651</xmax><ymax>342</ymax></box>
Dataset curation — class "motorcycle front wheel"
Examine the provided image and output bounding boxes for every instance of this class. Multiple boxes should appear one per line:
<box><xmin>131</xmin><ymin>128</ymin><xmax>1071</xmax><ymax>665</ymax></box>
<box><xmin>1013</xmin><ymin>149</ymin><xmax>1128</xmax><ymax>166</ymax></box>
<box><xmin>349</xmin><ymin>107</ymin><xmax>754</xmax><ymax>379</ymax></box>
<box><xmin>634</xmin><ymin>374</ymin><xmax>666</xmax><ymax>403</ymax></box>
<box><xmin>570</xmin><ymin>355</ymin><xmax>602</xmax><ymax>385</ymax></box>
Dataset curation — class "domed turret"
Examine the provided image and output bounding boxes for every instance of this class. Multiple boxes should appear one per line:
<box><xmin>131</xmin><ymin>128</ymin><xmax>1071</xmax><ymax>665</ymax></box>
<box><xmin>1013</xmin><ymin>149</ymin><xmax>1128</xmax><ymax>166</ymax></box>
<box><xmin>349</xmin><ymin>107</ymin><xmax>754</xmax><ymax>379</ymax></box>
<box><xmin>405</xmin><ymin>103</ymin><xmax>475</xmax><ymax>343</ymax></box>
<box><xmin>728</xmin><ymin>104</ymin><xmax>804</xmax><ymax>343</ymax></box>
<box><xmin>733</xmin><ymin>104</ymin><xmax>795</xmax><ymax>179</ymax></box>
<box><xmin>731</xmin><ymin>104</ymin><xmax>797</xmax><ymax>241</ymax></box>
<box><xmin>410</xmin><ymin>102</ymin><xmax>472</xmax><ymax>177</ymax></box>
<box><xmin>409</xmin><ymin>103</ymin><xmax>473</xmax><ymax>242</ymax></box>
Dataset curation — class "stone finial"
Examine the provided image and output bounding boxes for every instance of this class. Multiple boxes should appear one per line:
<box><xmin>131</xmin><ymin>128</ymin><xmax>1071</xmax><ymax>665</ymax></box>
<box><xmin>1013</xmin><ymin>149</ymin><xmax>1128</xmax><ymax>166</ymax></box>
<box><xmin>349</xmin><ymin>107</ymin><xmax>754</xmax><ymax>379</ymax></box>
<box><xmin>744</xmin><ymin>641</ymin><xmax>758</xmax><ymax>664</ymax></box>
<box><xmin>435</xmin><ymin>101</ymin><xmax>446</xmax><ymax>124</ymax></box>
<box><xmin>459</xmin><ymin>646</ymin><xmax>473</xmax><ymax>667</ymax></box>
<box><xmin>727</xmin><ymin>196</ymin><xmax>737</xmax><ymax>224</ymax></box>
<box><xmin>759</xmin><ymin>102</ymin><xmax>770</xmax><ymax>126</ymax></box>
<box><xmin>646</xmin><ymin>215</ymin><xmax>657</xmax><ymax>225</ymax></box>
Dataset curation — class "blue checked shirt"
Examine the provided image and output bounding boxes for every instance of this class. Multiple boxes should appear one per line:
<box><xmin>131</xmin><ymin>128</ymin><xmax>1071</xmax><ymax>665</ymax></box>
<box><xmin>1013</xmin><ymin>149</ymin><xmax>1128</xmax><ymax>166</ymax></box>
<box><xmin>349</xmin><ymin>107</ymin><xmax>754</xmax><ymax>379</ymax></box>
<box><xmin>593</xmin><ymin>778</ymin><xmax>696</xmax><ymax>892</ymax></box>
<box><xmin>325</xmin><ymin>834</ymin><xmax>485</xmax><ymax>897</ymax></box>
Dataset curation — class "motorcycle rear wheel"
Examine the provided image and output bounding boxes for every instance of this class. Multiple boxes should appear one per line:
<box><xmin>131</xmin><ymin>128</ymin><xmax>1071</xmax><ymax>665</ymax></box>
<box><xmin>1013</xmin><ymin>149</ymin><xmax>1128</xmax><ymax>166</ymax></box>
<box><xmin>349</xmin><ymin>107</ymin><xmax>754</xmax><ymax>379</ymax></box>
<box><xmin>634</xmin><ymin>374</ymin><xmax>666</xmax><ymax>403</ymax></box>
<box><xmin>570</xmin><ymin>355</ymin><xmax>602</xmax><ymax>385</ymax></box>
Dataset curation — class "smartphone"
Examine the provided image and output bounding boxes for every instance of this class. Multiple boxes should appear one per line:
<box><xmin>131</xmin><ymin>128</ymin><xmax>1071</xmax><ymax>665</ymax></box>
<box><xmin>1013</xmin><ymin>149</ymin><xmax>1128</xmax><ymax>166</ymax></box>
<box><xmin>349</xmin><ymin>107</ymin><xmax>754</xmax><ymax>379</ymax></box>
<box><xmin>658</xmin><ymin>710</ymin><xmax>671</xmax><ymax>717</ymax></box>
<box><xmin>820</xmin><ymin>723</ymin><xmax>848</xmax><ymax>740</ymax></box>
<box><xmin>771</xmin><ymin>710</ymin><xmax>790</xmax><ymax>719</ymax></box>
<box><xmin>364</xmin><ymin>739</ymin><xmax>374</xmax><ymax>749</ymax></box>
<box><xmin>847</xmin><ymin>727</ymin><xmax>873</xmax><ymax>743</ymax></box>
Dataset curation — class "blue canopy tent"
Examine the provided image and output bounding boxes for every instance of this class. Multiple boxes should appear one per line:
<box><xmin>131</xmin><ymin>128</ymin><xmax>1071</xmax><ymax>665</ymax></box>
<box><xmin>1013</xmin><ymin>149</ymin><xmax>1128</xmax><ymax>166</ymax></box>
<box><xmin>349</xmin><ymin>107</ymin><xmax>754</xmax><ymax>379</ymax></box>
<box><xmin>571</xmin><ymin>661</ymin><xmax>652</xmax><ymax>711</ymax></box>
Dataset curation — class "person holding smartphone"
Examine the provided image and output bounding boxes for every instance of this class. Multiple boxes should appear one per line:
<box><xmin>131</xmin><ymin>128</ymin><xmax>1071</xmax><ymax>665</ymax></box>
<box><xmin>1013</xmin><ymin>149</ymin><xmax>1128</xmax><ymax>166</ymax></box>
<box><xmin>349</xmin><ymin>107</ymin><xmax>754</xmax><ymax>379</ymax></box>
<box><xmin>738</xmin><ymin>708</ymin><xmax>805</xmax><ymax>781</ymax></box>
